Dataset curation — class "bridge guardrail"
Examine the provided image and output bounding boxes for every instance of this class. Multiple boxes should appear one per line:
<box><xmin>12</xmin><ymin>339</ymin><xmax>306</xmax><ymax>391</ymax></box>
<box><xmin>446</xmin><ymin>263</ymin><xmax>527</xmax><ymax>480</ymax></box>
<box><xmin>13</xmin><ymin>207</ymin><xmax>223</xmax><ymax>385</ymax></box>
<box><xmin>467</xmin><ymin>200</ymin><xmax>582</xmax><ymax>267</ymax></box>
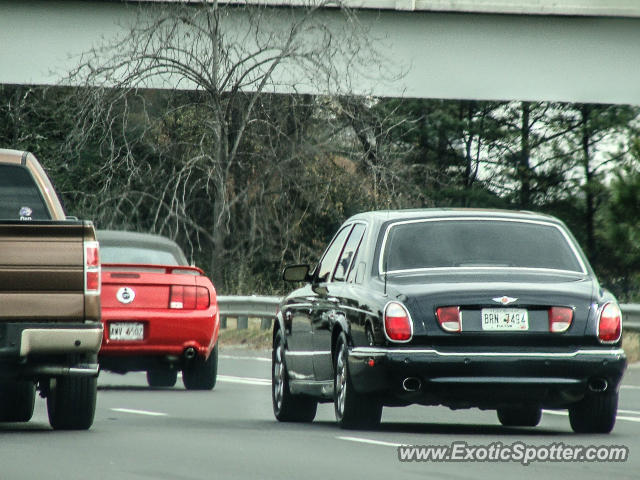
<box><xmin>218</xmin><ymin>297</ymin><xmax>640</xmax><ymax>333</ymax></box>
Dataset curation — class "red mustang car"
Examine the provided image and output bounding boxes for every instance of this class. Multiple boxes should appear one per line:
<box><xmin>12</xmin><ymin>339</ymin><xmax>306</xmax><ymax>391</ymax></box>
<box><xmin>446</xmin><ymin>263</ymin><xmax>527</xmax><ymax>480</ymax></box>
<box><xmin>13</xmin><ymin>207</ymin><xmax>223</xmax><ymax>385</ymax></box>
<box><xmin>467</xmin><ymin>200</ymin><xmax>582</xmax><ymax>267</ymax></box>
<box><xmin>97</xmin><ymin>230</ymin><xmax>219</xmax><ymax>390</ymax></box>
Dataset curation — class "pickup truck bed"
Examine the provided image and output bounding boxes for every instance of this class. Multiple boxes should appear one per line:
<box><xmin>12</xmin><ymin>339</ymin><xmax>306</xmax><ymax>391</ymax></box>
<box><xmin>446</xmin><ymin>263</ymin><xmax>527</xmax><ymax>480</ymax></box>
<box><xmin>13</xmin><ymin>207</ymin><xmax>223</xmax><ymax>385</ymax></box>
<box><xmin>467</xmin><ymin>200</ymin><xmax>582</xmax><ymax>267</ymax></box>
<box><xmin>0</xmin><ymin>149</ymin><xmax>102</xmax><ymax>430</ymax></box>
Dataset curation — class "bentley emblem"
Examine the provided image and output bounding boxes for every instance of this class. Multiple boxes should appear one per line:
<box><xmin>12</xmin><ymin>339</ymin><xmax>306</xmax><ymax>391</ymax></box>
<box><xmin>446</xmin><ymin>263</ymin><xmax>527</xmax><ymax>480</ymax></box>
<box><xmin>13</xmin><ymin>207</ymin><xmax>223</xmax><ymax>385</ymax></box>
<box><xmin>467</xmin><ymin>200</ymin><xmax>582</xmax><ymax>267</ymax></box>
<box><xmin>116</xmin><ymin>287</ymin><xmax>136</xmax><ymax>304</ymax></box>
<box><xmin>493</xmin><ymin>296</ymin><xmax>518</xmax><ymax>305</ymax></box>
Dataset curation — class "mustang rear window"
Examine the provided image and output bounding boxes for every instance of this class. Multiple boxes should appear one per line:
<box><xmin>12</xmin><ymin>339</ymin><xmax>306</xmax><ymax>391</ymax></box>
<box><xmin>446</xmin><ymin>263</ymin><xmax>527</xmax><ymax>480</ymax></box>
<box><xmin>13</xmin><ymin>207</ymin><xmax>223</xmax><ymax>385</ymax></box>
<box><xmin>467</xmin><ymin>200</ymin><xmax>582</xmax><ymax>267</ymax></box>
<box><xmin>0</xmin><ymin>165</ymin><xmax>51</xmax><ymax>220</ymax></box>
<box><xmin>101</xmin><ymin>246</ymin><xmax>181</xmax><ymax>265</ymax></box>
<box><xmin>382</xmin><ymin>219</ymin><xmax>584</xmax><ymax>273</ymax></box>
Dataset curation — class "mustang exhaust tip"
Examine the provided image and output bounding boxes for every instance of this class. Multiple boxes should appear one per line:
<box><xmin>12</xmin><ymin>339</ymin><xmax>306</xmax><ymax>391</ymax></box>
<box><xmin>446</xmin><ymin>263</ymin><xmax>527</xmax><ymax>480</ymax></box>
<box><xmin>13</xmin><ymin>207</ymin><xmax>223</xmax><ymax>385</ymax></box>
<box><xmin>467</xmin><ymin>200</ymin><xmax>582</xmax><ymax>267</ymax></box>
<box><xmin>588</xmin><ymin>377</ymin><xmax>608</xmax><ymax>393</ymax></box>
<box><xmin>402</xmin><ymin>377</ymin><xmax>422</xmax><ymax>392</ymax></box>
<box><xmin>184</xmin><ymin>347</ymin><xmax>197</xmax><ymax>360</ymax></box>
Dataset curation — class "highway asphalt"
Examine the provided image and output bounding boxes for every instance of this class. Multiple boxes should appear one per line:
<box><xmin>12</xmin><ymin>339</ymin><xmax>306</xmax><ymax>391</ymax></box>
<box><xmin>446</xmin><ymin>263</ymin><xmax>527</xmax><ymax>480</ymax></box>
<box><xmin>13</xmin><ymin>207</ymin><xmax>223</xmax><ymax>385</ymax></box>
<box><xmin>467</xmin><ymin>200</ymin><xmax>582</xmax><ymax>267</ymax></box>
<box><xmin>1</xmin><ymin>347</ymin><xmax>640</xmax><ymax>480</ymax></box>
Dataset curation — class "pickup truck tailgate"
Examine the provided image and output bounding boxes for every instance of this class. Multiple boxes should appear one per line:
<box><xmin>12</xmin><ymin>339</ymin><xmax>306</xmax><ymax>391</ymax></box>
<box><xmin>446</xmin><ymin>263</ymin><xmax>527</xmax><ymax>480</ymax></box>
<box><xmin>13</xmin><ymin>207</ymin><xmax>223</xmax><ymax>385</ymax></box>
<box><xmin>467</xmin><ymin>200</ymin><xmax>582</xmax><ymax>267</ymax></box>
<box><xmin>0</xmin><ymin>221</ymin><xmax>98</xmax><ymax>322</ymax></box>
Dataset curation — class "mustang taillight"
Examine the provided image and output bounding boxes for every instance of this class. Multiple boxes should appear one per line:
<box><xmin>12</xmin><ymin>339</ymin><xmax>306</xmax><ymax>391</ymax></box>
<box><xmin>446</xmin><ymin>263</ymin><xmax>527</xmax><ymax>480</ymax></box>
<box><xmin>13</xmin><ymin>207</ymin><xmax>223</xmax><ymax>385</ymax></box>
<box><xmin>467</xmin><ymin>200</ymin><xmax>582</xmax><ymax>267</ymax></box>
<box><xmin>436</xmin><ymin>306</ymin><xmax>461</xmax><ymax>332</ymax></box>
<box><xmin>598</xmin><ymin>302</ymin><xmax>622</xmax><ymax>343</ymax></box>
<box><xmin>548</xmin><ymin>307</ymin><xmax>573</xmax><ymax>333</ymax></box>
<box><xmin>170</xmin><ymin>286</ymin><xmax>210</xmax><ymax>310</ymax></box>
<box><xmin>84</xmin><ymin>241</ymin><xmax>101</xmax><ymax>294</ymax></box>
<box><xmin>384</xmin><ymin>302</ymin><xmax>412</xmax><ymax>342</ymax></box>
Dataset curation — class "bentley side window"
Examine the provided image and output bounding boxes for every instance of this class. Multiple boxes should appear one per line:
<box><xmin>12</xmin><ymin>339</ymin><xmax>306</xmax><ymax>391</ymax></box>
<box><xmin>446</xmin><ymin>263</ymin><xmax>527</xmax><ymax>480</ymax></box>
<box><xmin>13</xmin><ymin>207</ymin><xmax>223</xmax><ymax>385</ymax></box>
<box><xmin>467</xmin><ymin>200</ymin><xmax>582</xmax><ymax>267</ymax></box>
<box><xmin>315</xmin><ymin>225</ymin><xmax>353</xmax><ymax>283</ymax></box>
<box><xmin>334</xmin><ymin>223</ymin><xmax>366</xmax><ymax>282</ymax></box>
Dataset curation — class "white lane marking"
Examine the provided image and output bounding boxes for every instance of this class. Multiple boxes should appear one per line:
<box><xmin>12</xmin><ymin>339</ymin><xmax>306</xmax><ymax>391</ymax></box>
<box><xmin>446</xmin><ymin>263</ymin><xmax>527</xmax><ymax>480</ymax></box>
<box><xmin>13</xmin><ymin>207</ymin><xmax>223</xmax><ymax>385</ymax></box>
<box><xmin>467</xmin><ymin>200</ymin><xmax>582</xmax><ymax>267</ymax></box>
<box><xmin>617</xmin><ymin>415</ymin><xmax>640</xmax><ymax>423</ymax></box>
<box><xmin>621</xmin><ymin>385</ymin><xmax>640</xmax><ymax>390</ymax></box>
<box><xmin>220</xmin><ymin>354</ymin><xmax>270</xmax><ymax>362</ymax></box>
<box><xmin>111</xmin><ymin>408</ymin><xmax>168</xmax><ymax>417</ymax></box>
<box><xmin>218</xmin><ymin>375</ymin><xmax>271</xmax><ymax>386</ymax></box>
<box><xmin>338</xmin><ymin>436</ymin><xmax>403</xmax><ymax>448</ymax></box>
<box><xmin>618</xmin><ymin>409</ymin><xmax>640</xmax><ymax>415</ymax></box>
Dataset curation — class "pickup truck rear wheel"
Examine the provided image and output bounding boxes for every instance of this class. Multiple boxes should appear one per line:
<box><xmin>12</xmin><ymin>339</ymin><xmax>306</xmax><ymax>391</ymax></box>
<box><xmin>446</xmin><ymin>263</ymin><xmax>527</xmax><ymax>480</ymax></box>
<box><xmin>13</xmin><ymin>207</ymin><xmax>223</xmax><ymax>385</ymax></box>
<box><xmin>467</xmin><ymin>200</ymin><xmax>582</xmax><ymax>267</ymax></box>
<box><xmin>147</xmin><ymin>369</ymin><xmax>178</xmax><ymax>388</ymax></box>
<box><xmin>183</xmin><ymin>343</ymin><xmax>218</xmax><ymax>390</ymax></box>
<box><xmin>334</xmin><ymin>332</ymin><xmax>382</xmax><ymax>429</ymax></box>
<box><xmin>569</xmin><ymin>391</ymin><xmax>618</xmax><ymax>433</ymax></box>
<box><xmin>497</xmin><ymin>405</ymin><xmax>541</xmax><ymax>427</ymax></box>
<box><xmin>47</xmin><ymin>376</ymin><xmax>97</xmax><ymax>430</ymax></box>
<box><xmin>0</xmin><ymin>380</ymin><xmax>36</xmax><ymax>422</ymax></box>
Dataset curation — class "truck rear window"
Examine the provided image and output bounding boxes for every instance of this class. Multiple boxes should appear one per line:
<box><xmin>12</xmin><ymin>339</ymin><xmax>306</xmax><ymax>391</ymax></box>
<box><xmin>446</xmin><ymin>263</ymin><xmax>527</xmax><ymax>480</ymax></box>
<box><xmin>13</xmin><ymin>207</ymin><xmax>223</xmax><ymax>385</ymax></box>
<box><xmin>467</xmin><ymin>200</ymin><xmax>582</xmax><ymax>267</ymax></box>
<box><xmin>0</xmin><ymin>165</ymin><xmax>51</xmax><ymax>220</ymax></box>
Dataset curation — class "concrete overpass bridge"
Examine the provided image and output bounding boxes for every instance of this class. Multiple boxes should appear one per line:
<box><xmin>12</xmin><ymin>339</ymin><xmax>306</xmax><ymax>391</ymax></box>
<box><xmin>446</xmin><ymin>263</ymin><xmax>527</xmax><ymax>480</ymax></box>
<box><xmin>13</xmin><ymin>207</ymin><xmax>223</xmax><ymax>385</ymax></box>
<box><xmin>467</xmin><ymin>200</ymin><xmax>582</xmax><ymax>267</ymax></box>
<box><xmin>1</xmin><ymin>0</ymin><xmax>639</xmax><ymax>104</ymax></box>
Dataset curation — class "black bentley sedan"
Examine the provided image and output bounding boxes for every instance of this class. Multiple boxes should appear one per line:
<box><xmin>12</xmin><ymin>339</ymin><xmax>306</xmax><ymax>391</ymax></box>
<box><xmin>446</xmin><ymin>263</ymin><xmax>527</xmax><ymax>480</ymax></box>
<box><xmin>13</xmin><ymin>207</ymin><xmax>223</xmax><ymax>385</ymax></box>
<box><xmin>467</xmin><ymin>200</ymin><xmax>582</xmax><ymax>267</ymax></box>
<box><xmin>272</xmin><ymin>209</ymin><xmax>626</xmax><ymax>433</ymax></box>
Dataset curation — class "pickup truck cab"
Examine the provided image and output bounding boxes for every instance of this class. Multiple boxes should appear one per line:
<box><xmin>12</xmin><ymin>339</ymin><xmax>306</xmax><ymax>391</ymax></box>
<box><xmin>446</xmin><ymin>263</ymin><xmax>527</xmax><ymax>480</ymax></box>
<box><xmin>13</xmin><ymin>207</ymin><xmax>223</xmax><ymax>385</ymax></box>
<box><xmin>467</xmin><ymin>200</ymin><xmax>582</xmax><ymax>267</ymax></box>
<box><xmin>0</xmin><ymin>149</ymin><xmax>103</xmax><ymax>430</ymax></box>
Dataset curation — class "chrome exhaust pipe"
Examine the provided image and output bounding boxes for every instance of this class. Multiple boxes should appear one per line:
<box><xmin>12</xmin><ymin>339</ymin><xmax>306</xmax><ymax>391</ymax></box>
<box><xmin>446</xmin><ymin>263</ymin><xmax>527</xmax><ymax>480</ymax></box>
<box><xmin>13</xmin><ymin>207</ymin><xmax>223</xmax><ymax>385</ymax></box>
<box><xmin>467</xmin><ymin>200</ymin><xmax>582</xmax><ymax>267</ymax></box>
<box><xmin>184</xmin><ymin>347</ymin><xmax>197</xmax><ymax>360</ymax></box>
<box><xmin>402</xmin><ymin>377</ymin><xmax>422</xmax><ymax>392</ymax></box>
<box><xmin>588</xmin><ymin>378</ymin><xmax>608</xmax><ymax>393</ymax></box>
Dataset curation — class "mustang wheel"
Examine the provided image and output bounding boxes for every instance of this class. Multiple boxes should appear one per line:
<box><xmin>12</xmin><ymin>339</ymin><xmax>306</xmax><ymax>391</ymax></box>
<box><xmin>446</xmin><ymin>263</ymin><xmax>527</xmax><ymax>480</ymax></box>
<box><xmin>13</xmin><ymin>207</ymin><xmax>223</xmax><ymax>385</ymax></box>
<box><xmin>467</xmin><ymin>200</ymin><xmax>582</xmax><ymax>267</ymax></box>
<box><xmin>272</xmin><ymin>329</ymin><xmax>317</xmax><ymax>422</ymax></box>
<box><xmin>497</xmin><ymin>405</ymin><xmax>541</xmax><ymax>427</ymax></box>
<box><xmin>146</xmin><ymin>369</ymin><xmax>178</xmax><ymax>388</ymax></box>
<box><xmin>47</xmin><ymin>376</ymin><xmax>97</xmax><ymax>430</ymax></box>
<box><xmin>334</xmin><ymin>332</ymin><xmax>382</xmax><ymax>429</ymax></box>
<box><xmin>183</xmin><ymin>343</ymin><xmax>218</xmax><ymax>390</ymax></box>
<box><xmin>0</xmin><ymin>380</ymin><xmax>36</xmax><ymax>422</ymax></box>
<box><xmin>569</xmin><ymin>391</ymin><xmax>618</xmax><ymax>434</ymax></box>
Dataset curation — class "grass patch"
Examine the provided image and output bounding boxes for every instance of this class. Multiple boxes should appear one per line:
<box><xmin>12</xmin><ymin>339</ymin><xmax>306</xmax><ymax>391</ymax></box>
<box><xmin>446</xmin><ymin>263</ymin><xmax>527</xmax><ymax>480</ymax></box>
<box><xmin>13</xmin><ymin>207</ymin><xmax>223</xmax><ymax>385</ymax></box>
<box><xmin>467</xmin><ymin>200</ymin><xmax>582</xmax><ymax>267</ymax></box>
<box><xmin>623</xmin><ymin>331</ymin><xmax>640</xmax><ymax>363</ymax></box>
<box><xmin>219</xmin><ymin>327</ymin><xmax>272</xmax><ymax>349</ymax></box>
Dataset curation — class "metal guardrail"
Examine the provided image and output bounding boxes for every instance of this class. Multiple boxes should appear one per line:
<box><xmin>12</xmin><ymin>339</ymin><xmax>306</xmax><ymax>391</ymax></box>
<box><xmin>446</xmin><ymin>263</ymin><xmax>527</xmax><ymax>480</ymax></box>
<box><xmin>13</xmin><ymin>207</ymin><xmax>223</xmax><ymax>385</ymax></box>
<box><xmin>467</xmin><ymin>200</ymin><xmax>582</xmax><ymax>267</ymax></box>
<box><xmin>217</xmin><ymin>297</ymin><xmax>640</xmax><ymax>332</ymax></box>
<box><xmin>217</xmin><ymin>295</ymin><xmax>281</xmax><ymax>330</ymax></box>
<box><xmin>622</xmin><ymin>304</ymin><xmax>640</xmax><ymax>332</ymax></box>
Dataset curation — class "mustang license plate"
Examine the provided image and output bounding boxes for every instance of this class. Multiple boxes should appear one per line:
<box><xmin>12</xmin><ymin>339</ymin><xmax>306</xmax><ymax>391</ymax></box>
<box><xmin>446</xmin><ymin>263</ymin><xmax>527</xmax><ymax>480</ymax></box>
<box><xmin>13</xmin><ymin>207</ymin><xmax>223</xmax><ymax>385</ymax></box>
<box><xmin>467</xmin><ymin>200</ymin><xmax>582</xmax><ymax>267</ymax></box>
<box><xmin>109</xmin><ymin>322</ymin><xmax>144</xmax><ymax>340</ymax></box>
<box><xmin>481</xmin><ymin>308</ymin><xmax>529</xmax><ymax>331</ymax></box>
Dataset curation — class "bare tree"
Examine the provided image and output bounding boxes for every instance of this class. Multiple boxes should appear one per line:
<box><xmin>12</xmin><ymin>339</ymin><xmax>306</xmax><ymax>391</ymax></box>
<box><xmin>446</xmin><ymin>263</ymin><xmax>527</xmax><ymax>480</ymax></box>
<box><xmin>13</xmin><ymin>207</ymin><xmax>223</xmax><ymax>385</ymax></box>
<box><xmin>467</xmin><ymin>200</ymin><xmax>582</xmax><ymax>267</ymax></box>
<box><xmin>64</xmin><ymin>0</ymin><xmax>381</xmax><ymax>288</ymax></box>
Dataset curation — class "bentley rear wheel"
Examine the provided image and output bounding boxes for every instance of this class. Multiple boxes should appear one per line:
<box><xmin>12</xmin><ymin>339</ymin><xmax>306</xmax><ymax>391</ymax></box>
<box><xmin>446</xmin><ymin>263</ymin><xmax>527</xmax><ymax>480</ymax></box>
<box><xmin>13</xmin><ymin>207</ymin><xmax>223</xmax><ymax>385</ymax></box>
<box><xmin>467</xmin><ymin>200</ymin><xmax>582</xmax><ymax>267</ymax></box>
<box><xmin>497</xmin><ymin>405</ymin><xmax>541</xmax><ymax>427</ymax></box>
<box><xmin>569</xmin><ymin>391</ymin><xmax>618</xmax><ymax>433</ymax></box>
<box><xmin>272</xmin><ymin>329</ymin><xmax>317</xmax><ymax>422</ymax></box>
<box><xmin>334</xmin><ymin>332</ymin><xmax>382</xmax><ymax>429</ymax></box>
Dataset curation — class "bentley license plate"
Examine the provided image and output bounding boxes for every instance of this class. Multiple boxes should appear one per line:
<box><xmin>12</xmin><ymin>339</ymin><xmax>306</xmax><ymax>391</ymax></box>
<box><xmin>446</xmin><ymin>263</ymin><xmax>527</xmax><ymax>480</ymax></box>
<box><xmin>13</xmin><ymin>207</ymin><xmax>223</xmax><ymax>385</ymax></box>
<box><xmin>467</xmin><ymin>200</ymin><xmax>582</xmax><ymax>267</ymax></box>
<box><xmin>109</xmin><ymin>322</ymin><xmax>144</xmax><ymax>340</ymax></box>
<box><xmin>481</xmin><ymin>308</ymin><xmax>528</xmax><ymax>331</ymax></box>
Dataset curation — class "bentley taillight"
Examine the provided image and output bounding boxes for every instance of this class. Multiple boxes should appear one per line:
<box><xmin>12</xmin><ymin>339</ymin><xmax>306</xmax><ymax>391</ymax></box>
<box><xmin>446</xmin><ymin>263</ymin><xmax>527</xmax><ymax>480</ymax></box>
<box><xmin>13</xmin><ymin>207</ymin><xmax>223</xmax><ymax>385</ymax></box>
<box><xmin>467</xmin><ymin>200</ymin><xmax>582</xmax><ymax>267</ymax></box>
<box><xmin>436</xmin><ymin>306</ymin><xmax>461</xmax><ymax>332</ymax></box>
<box><xmin>548</xmin><ymin>307</ymin><xmax>573</xmax><ymax>333</ymax></box>
<box><xmin>170</xmin><ymin>286</ymin><xmax>210</xmax><ymax>310</ymax></box>
<box><xmin>84</xmin><ymin>241</ymin><xmax>101</xmax><ymax>294</ymax></box>
<box><xmin>384</xmin><ymin>302</ymin><xmax>413</xmax><ymax>342</ymax></box>
<box><xmin>598</xmin><ymin>302</ymin><xmax>622</xmax><ymax>343</ymax></box>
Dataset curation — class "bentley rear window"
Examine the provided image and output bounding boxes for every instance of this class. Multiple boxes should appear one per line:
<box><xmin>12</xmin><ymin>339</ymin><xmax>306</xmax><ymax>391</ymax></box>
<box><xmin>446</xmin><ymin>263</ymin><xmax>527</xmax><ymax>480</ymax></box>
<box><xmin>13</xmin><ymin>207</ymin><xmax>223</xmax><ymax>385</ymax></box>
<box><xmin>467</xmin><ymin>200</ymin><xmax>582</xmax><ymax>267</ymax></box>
<box><xmin>382</xmin><ymin>219</ymin><xmax>584</xmax><ymax>273</ymax></box>
<box><xmin>0</xmin><ymin>165</ymin><xmax>51</xmax><ymax>220</ymax></box>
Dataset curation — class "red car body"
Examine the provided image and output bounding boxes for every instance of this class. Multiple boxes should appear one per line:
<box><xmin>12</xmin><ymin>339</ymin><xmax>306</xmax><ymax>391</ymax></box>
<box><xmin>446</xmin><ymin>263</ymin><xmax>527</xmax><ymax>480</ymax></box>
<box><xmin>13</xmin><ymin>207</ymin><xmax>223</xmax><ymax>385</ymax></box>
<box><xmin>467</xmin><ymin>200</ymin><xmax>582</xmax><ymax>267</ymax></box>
<box><xmin>97</xmin><ymin>231</ymin><xmax>220</xmax><ymax>389</ymax></box>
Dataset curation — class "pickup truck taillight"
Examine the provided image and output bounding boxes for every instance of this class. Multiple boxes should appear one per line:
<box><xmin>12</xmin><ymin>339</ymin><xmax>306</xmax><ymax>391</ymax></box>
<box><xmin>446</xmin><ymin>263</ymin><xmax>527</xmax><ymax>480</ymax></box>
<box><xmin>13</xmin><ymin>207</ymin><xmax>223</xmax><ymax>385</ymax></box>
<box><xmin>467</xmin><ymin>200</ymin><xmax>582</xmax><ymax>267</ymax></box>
<box><xmin>84</xmin><ymin>241</ymin><xmax>101</xmax><ymax>294</ymax></box>
<box><xmin>169</xmin><ymin>286</ymin><xmax>210</xmax><ymax>310</ymax></box>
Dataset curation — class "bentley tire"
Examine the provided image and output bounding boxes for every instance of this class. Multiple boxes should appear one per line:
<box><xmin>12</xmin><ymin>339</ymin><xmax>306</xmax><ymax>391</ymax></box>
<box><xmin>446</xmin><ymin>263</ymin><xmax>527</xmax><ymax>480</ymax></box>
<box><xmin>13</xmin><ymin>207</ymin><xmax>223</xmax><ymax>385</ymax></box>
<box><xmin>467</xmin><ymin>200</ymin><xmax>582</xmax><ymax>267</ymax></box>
<box><xmin>334</xmin><ymin>332</ymin><xmax>382</xmax><ymax>429</ymax></box>
<box><xmin>569</xmin><ymin>391</ymin><xmax>618</xmax><ymax>434</ymax></box>
<box><xmin>272</xmin><ymin>329</ymin><xmax>317</xmax><ymax>422</ymax></box>
<box><xmin>497</xmin><ymin>405</ymin><xmax>541</xmax><ymax>427</ymax></box>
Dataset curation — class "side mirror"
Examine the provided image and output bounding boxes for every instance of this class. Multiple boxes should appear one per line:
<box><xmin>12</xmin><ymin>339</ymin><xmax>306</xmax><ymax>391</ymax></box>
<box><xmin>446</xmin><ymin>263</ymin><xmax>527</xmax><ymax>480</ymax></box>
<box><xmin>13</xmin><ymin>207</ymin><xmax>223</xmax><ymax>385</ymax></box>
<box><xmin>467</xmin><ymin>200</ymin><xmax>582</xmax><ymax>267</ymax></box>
<box><xmin>283</xmin><ymin>264</ymin><xmax>311</xmax><ymax>283</ymax></box>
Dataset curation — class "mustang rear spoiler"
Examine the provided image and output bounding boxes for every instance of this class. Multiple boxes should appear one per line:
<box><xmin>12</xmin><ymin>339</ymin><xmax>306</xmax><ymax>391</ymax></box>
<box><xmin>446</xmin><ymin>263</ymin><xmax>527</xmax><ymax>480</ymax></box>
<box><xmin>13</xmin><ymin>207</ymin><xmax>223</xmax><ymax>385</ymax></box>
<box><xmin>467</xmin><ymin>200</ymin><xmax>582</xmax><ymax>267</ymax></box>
<box><xmin>101</xmin><ymin>263</ymin><xmax>206</xmax><ymax>275</ymax></box>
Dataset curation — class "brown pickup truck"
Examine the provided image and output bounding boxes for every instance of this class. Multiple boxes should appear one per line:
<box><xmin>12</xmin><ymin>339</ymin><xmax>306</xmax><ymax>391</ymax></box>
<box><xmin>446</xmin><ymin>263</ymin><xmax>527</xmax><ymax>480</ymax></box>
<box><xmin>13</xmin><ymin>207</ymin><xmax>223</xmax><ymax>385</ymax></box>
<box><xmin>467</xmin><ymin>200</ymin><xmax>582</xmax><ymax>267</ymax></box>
<box><xmin>0</xmin><ymin>149</ymin><xmax>102</xmax><ymax>430</ymax></box>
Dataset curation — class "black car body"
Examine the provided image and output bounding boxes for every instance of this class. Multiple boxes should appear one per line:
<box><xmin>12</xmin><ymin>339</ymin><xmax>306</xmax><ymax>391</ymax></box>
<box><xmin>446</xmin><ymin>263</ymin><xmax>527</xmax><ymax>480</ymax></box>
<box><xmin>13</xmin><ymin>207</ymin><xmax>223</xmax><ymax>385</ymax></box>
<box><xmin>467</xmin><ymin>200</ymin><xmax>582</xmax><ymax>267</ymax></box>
<box><xmin>272</xmin><ymin>209</ymin><xmax>626</xmax><ymax>433</ymax></box>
